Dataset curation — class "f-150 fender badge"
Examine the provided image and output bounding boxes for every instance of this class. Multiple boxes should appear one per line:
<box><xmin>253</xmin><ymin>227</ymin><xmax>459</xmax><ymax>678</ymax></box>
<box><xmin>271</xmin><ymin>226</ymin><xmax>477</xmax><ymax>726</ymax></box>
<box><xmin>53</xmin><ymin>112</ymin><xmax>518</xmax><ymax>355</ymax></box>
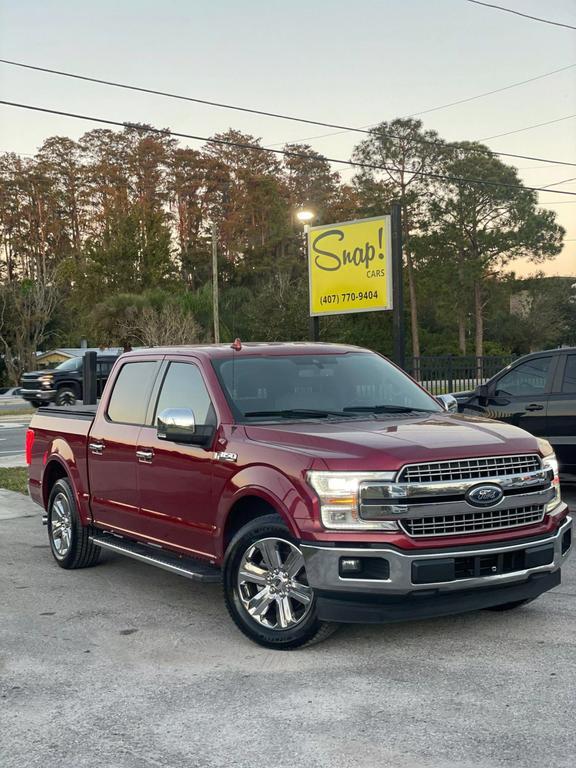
<box><xmin>216</xmin><ymin>452</ymin><xmax>238</xmax><ymax>463</ymax></box>
<box><xmin>465</xmin><ymin>483</ymin><xmax>504</xmax><ymax>508</ymax></box>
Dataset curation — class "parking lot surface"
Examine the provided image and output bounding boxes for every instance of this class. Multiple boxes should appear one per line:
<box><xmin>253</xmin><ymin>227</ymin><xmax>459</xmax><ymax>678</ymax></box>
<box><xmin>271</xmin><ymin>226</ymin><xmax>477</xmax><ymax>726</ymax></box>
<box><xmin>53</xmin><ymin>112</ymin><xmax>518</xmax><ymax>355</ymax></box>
<box><xmin>1</xmin><ymin>490</ymin><xmax>575</xmax><ymax>768</ymax></box>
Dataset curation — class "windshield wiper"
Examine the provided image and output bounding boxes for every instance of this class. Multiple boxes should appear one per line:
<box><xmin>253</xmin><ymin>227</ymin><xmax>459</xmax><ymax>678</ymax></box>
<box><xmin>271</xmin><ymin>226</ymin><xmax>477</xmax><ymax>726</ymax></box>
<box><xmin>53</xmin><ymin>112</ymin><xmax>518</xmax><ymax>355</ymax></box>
<box><xmin>244</xmin><ymin>408</ymin><xmax>355</xmax><ymax>419</ymax></box>
<box><xmin>343</xmin><ymin>405</ymin><xmax>434</xmax><ymax>414</ymax></box>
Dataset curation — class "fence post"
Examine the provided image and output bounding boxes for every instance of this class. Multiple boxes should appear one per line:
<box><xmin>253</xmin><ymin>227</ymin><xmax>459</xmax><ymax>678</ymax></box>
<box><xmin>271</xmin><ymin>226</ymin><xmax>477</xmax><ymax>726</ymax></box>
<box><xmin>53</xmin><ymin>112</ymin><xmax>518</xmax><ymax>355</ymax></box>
<box><xmin>447</xmin><ymin>355</ymin><xmax>454</xmax><ymax>394</ymax></box>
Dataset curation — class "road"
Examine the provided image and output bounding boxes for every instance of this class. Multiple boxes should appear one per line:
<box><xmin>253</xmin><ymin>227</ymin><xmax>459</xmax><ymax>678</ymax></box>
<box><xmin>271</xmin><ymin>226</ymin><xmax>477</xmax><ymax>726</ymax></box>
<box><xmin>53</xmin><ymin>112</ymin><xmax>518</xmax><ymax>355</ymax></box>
<box><xmin>0</xmin><ymin>419</ymin><xmax>29</xmax><ymax>466</ymax></box>
<box><xmin>1</xmin><ymin>489</ymin><xmax>575</xmax><ymax>768</ymax></box>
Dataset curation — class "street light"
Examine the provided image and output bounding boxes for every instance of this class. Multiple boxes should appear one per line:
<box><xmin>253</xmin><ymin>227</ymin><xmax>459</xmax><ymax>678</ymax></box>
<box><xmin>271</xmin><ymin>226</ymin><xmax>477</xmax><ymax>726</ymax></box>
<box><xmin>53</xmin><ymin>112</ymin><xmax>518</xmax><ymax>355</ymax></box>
<box><xmin>295</xmin><ymin>209</ymin><xmax>319</xmax><ymax>341</ymax></box>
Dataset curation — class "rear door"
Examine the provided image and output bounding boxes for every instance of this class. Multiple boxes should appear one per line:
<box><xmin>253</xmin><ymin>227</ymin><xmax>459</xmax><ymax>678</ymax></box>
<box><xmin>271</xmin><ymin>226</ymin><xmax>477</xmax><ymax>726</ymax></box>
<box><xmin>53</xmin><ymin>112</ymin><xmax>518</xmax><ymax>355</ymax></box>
<box><xmin>480</xmin><ymin>354</ymin><xmax>556</xmax><ymax>436</ymax></box>
<box><xmin>134</xmin><ymin>358</ymin><xmax>219</xmax><ymax>559</ymax></box>
<box><xmin>544</xmin><ymin>352</ymin><xmax>576</xmax><ymax>471</ymax></box>
<box><xmin>88</xmin><ymin>357</ymin><xmax>162</xmax><ymax>534</ymax></box>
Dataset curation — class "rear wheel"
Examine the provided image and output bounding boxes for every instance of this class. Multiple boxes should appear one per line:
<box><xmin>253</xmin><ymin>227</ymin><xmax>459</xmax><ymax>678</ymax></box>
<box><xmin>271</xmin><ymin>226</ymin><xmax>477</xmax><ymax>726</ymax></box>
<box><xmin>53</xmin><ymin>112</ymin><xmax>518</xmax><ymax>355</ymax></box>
<box><xmin>47</xmin><ymin>478</ymin><xmax>100</xmax><ymax>569</ymax></box>
<box><xmin>56</xmin><ymin>387</ymin><xmax>77</xmax><ymax>406</ymax></box>
<box><xmin>223</xmin><ymin>514</ymin><xmax>337</xmax><ymax>649</ymax></box>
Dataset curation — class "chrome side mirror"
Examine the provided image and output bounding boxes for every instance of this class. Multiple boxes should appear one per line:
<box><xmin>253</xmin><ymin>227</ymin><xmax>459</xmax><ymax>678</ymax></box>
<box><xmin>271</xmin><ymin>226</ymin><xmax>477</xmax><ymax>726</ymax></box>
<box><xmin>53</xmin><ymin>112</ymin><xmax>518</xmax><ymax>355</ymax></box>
<box><xmin>437</xmin><ymin>394</ymin><xmax>458</xmax><ymax>413</ymax></box>
<box><xmin>157</xmin><ymin>408</ymin><xmax>197</xmax><ymax>442</ymax></box>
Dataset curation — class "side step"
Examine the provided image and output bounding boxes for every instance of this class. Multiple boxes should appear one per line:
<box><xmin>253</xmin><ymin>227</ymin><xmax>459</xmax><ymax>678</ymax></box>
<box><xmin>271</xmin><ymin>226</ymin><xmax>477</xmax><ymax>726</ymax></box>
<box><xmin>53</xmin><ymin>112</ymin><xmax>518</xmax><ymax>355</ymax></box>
<box><xmin>89</xmin><ymin>532</ymin><xmax>221</xmax><ymax>583</ymax></box>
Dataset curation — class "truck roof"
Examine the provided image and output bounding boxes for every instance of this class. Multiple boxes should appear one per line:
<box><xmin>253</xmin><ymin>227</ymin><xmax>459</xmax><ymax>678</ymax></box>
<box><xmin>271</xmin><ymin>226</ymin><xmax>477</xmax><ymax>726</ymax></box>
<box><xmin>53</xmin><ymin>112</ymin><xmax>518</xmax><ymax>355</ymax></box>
<box><xmin>120</xmin><ymin>342</ymin><xmax>371</xmax><ymax>360</ymax></box>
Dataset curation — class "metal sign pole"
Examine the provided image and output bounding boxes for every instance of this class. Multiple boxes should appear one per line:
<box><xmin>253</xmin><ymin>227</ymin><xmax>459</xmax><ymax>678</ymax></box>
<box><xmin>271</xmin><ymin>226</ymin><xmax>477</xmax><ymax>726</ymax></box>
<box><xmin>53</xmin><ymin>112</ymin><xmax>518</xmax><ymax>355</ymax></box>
<box><xmin>305</xmin><ymin>223</ymin><xmax>319</xmax><ymax>342</ymax></box>
<box><xmin>391</xmin><ymin>203</ymin><xmax>406</xmax><ymax>369</ymax></box>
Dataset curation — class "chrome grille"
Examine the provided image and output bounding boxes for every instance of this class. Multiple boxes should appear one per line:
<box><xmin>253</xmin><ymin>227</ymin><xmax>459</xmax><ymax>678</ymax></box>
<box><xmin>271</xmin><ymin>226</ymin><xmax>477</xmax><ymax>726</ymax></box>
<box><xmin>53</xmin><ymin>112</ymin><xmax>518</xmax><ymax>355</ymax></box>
<box><xmin>400</xmin><ymin>455</ymin><xmax>541</xmax><ymax>484</ymax></box>
<box><xmin>400</xmin><ymin>504</ymin><xmax>545</xmax><ymax>538</ymax></box>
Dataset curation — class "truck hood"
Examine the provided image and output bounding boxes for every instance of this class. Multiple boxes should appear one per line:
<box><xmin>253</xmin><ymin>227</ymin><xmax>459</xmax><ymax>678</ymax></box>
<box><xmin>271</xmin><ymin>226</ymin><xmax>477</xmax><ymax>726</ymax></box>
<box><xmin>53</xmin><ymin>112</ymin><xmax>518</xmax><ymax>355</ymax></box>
<box><xmin>244</xmin><ymin>412</ymin><xmax>540</xmax><ymax>471</ymax></box>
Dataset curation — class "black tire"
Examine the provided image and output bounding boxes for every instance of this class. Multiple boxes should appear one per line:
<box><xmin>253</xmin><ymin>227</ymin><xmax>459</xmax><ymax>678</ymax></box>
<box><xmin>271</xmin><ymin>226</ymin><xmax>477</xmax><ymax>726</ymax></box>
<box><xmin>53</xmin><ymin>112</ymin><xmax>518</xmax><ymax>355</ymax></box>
<box><xmin>55</xmin><ymin>387</ymin><xmax>77</xmax><ymax>406</ymax></box>
<box><xmin>484</xmin><ymin>598</ymin><xmax>536</xmax><ymax>612</ymax></box>
<box><xmin>223</xmin><ymin>513</ymin><xmax>338</xmax><ymax>650</ymax></box>
<box><xmin>47</xmin><ymin>478</ymin><xmax>101</xmax><ymax>569</ymax></box>
<box><xmin>30</xmin><ymin>400</ymin><xmax>42</xmax><ymax>408</ymax></box>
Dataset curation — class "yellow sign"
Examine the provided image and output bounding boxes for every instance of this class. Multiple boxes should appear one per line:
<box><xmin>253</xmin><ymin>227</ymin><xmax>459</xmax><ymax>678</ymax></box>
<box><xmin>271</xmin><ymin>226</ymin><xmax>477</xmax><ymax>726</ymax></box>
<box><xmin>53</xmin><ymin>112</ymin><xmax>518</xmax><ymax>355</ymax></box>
<box><xmin>307</xmin><ymin>216</ymin><xmax>392</xmax><ymax>316</ymax></box>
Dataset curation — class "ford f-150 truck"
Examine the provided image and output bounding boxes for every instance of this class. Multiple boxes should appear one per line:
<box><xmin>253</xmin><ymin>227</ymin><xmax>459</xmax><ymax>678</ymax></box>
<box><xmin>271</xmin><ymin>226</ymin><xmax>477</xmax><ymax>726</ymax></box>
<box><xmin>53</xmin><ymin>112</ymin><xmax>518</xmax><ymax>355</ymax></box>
<box><xmin>27</xmin><ymin>343</ymin><xmax>572</xmax><ymax>649</ymax></box>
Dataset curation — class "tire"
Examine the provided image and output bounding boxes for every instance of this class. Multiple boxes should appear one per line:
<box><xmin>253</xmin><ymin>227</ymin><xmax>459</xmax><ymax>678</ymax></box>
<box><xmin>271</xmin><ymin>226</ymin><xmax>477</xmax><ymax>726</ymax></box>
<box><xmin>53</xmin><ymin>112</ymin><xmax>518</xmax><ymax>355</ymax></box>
<box><xmin>223</xmin><ymin>513</ymin><xmax>338</xmax><ymax>650</ymax></box>
<box><xmin>55</xmin><ymin>387</ymin><xmax>77</xmax><ymax>406</ymax></box>
<box><xmin>31</xmin><ymin>400</ymin><xmax>42</xmax><ymax>408</ymax></box>
<box><xmin>484</xmin><ymin>598</ymin><xmax>536</xmax><ymax>612</ymax></box>
<box><xmin>47</xmin><ymin>478</ymin><xmax>101</xmax><ymax>569</ymax></box>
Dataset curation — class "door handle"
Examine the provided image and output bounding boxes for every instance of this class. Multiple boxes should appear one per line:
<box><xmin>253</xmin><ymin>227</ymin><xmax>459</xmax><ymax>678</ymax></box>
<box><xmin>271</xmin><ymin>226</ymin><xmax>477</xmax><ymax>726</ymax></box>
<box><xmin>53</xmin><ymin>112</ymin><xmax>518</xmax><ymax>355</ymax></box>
<box><xmin>136</xmin><ymin>449</ymin><xmax>154</xmax><ymax>463</ymax></box>
<box><xmin>525</xmin><ymin>404</ymin><xmax>544</xmax><ymax>412</ymax></box>
<box><xmin>89</xmin><ymin>441</ymin><xmax>105</xmax><ymax>455</ymax></box>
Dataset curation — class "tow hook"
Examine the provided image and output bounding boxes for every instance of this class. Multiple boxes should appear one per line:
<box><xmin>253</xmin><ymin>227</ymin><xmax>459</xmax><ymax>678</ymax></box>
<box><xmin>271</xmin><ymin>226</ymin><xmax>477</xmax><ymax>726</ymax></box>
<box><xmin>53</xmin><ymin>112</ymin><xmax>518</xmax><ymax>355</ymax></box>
<box><xmin>42</xmin><ymin>513</ymin><xmax>48</xmax><ymax>526</ymax></box>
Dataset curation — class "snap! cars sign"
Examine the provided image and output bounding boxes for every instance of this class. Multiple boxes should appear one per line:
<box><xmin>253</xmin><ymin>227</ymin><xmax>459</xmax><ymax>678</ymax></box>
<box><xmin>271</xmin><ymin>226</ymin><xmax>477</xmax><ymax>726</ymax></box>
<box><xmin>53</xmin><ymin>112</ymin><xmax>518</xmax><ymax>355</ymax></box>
<box><xmin>307</xmin><ymin>216</ymin><xmax>393</xmax><ymax>317</ymax></box>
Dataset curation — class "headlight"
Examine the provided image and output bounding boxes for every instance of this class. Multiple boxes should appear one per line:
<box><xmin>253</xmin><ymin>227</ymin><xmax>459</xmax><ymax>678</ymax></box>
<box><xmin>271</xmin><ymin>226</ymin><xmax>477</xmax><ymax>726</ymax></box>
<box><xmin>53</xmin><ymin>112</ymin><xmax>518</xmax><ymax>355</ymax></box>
<box><xmin>307</xmin><ymin>471</ymin><xmax>399</xmax><ymax>531</ymax></box>
<box><xmin>39</xmin><ymin>374</ymin><xmax>54</xmax><ymax>389</ymax></box>
<box><xmin>538</xmin><ymin>439</ymin><xmax>562</xmax><ymax>514</ymax></box>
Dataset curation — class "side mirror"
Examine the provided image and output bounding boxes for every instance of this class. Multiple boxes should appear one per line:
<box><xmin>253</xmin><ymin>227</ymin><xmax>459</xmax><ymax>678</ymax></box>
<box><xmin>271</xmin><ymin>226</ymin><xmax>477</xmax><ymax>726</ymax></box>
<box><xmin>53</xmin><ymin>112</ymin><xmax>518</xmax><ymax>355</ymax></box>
<box><xmin>157</xmin><ymin>408</ymin><xmax>214</xmax><ymax>446</ymax></box>
<box><xmin>437</xmin><ymin>394</ymin><xmax>458</xmax><ymax>413</ymax></box>
<box><xmin>476</xmin><ymin>384</ymin><xmax>489</xmax><ymax>399</ymax></box>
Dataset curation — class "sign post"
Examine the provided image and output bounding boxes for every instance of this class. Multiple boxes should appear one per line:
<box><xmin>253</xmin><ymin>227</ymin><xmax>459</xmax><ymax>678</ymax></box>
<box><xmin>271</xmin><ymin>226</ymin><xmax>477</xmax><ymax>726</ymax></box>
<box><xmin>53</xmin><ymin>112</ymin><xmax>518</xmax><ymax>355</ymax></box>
<box><xmin>391</xmin><ymin>203</ymin><xmax>406</xmax><ymax>369</ymax></box>
<box><xmin>307</xmin><ymin>212</ymin><xmax>405</xmax><ymax>365</ymax></box>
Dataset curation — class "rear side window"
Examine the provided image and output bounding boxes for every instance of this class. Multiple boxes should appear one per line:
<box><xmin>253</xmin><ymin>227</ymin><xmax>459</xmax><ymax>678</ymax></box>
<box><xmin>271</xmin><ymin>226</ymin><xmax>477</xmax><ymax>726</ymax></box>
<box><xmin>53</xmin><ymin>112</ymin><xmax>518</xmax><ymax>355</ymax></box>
<box><xmin>562</xmin><ymin>355</ymin><xmax>576</xmax><ymax>393</ymax></box>
<box><xmin>155</xmin><ymin>362</ymin><xmax>216</xmax><ymax>425</ymax></box>
<box><xmin>496</xmin><ymin>357</ymin><xmax>550</xmax><ymax>397</ymax></box>
<box><xmin>107</xmin><ymin>362</ymin><xmax>158</xmax><ymax>424</ymax></box>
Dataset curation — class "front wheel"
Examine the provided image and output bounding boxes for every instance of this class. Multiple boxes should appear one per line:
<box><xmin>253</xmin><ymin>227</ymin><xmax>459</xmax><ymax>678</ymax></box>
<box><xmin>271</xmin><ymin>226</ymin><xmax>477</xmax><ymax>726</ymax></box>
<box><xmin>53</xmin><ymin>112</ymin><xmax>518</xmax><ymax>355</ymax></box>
<box><xmin>223</xmin><ymin>514</ymin><xmax>337</xmax><ymax>649</ymax></box>
<box><xmin>55</xmin><ymin>387</ymin><xmax>77</xmax><ymax>406</ymax></box>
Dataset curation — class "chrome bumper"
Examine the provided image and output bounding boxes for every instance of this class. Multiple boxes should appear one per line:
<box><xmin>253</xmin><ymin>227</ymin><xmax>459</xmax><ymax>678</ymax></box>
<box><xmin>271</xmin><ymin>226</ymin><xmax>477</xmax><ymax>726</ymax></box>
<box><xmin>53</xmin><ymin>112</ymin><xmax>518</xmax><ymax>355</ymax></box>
<box><xmin>301</xmin><ymin>516</ymin><xmax>572</xmax><ymax>596</ymax></box>
<box><xmin>21</xmin><ymin>388</ymin><xmax>55</xmax><ymax>401</ymax></box>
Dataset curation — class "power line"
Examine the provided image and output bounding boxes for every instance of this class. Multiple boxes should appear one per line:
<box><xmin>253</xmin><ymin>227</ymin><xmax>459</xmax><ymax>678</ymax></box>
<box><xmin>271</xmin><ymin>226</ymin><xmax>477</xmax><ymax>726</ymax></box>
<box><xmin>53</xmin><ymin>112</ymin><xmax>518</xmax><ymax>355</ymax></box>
<box><xmin>464</xmin><ymin>0</ymin><xmax>576</xmax><ymax>30</ymax></box>
<box><xmin>2</xmin><ymin>99</ymin><xmax>576</xmax><ymax>198</ymax></box>
<box><xmin>542</xmin><ymin>176</ymin><xmax>576</xmax><ymax>189</ymax></box>
<box><xmin>1</xmin><ymin>58</ymin><xmax>576</xmax><ymax>169</ymax></box>
<box><xmin>266</xmin><ymin>63</ymin><xmax>576</xmax><ymax>147</ymax></box>
<box><xmin>480</xmin><ymin>113</ymin><xmax>576</xmax><ymax>141</ymax></box>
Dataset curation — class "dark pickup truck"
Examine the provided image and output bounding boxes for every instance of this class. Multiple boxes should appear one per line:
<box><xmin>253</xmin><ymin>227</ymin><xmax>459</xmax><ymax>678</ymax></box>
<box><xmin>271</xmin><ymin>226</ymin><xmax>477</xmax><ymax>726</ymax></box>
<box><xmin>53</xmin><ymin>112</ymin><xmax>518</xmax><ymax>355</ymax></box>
<box><xmin>27</xmin><ymin>342</ymin><xmax>572</xmax><ymax>649</ymax></box>
<box><xmin>454</xmin><ymin>348</ymin><xmax>576</xmax><ymax>473</ymax></box>
<box><xmin>20</xmin><ymin>353</ymin><xmax>118</xmax><ymax>407</ymax></box>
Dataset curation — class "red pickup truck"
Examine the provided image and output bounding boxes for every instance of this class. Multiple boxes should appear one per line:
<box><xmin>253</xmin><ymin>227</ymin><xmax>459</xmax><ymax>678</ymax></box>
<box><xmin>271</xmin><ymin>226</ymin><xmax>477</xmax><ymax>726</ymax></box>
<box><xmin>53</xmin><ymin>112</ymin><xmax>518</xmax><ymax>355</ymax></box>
<box><xmin>27</xmin><ymin>343</ymin><xmax>572</xmax><ymax>649</ymax></box>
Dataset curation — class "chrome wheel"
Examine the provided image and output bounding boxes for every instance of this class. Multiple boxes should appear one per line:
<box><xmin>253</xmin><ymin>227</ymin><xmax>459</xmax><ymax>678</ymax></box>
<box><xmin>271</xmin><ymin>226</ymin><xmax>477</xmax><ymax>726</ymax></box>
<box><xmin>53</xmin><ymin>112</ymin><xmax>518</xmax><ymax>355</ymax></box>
<box><xmin>237</xmin><ymin>537</ymin><xmax>313</xmax><ymax>630</ymax></box>
<box><xmin>50</xmin><ymin>492</ymin><xmax>73</xmax><ymax>558</ymax></box>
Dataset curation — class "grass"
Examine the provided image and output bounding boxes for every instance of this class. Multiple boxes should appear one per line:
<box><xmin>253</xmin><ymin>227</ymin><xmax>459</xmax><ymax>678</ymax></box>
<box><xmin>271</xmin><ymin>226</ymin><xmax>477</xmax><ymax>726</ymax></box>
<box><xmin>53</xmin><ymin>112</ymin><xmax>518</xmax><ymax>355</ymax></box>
<box><xmin>0</xmin><ymin>407</ymin><xmax>34</xmax><ymax>417</ymax></box>
<box><xmin>0</xmin><ymin>467</ymin><xmax>28</xmax><ymax>494</ymax></box>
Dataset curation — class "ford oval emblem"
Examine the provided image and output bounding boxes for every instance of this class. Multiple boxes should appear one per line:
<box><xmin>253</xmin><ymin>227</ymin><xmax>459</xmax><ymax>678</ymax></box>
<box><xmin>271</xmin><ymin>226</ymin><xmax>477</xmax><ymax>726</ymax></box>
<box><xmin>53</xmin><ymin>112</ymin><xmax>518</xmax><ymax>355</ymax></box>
<box><xmin>466</xmin><ymin>483</ymin><xmax>504</xmax><ymax>508</ymax></box>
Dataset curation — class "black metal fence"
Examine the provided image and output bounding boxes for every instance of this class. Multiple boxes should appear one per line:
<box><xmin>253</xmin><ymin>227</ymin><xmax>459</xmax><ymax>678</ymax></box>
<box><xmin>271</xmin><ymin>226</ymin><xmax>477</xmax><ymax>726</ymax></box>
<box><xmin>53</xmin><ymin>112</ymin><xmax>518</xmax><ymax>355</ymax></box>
<box><xmin>407</xmin><ymin>355</ymin><xmax>516</xmax><ymax>395</ymax></box>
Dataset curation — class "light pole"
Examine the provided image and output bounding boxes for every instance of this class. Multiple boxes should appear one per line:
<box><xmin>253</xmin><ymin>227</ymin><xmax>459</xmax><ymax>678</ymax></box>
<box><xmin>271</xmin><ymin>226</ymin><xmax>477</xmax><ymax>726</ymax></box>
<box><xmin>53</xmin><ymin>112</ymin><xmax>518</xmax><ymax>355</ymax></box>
<box><xmin>296</xmin><ymin>209</ymin><xmax>319</xmax><ymax>342</ymax></box>
<box><xmin>211</xmin><ymin>222</ymin><xmax>220</xmax><ymax>344</ymax></box>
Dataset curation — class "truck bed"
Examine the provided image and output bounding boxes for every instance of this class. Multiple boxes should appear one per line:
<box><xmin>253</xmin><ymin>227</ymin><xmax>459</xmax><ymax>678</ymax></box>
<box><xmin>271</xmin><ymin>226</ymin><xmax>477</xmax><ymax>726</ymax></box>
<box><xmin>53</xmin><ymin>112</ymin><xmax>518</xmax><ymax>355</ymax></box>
<box><xmin>37</xmin><ymin>404</ymin><xmax>98</xmax><ymax>420</ymax></box>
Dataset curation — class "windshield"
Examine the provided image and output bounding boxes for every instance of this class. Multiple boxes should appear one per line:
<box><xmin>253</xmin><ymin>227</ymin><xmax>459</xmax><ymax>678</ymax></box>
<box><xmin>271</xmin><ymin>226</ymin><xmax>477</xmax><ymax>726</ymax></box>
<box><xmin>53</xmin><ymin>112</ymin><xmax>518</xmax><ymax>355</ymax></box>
<box><xmin>55</xmin><ymin>357</ymin><xmax>82</xmax><ymax>372</ymax></box>
<box><xmin>212</xmin><ymin>352</ymin><xmax>441</xmax><ymax>421</ymax></box>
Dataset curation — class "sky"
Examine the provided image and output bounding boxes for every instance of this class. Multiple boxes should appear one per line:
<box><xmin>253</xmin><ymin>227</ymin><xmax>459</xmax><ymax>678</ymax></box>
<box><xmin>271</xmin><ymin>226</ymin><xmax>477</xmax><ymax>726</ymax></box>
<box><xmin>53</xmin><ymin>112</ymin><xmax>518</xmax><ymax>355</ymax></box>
<box><xmin>0</xmin><ymin>0</ymin><xmax>575</xmax><ymax>277</ymax></box>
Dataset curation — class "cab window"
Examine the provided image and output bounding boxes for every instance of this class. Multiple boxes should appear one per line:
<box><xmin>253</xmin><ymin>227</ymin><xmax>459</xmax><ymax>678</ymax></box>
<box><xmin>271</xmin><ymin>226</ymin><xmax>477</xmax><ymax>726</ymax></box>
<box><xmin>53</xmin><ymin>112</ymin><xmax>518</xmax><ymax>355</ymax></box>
<box><xmin>107</xmin><ymin>361</ymin><xmax>158</xmax><ymax>424</ymax></box>
<box><xmin>155</xmin><ymin>362</ymin><xmax>216</xmax><ymax>426</ymax></box>
<box><xmin>496</xmin><ymin>357</ymin><xmax>550</xmax><ymax>397</ymax></box>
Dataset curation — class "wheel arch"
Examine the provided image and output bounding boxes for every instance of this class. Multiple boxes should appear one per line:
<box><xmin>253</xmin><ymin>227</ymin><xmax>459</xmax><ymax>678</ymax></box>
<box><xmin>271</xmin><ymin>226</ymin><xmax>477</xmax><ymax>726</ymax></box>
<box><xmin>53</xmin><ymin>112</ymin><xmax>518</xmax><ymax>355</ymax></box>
<box><xmin>42</xmin><ymin>455</ymin><xmax>90</xmax><ymax>525</ymax></box>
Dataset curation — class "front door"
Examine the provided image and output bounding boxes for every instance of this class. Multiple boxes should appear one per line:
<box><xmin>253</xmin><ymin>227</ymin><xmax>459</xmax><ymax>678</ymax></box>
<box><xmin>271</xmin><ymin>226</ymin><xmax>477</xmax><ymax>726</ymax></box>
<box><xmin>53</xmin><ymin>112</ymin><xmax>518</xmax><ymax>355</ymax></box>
<box><xmin>545</xmin><ymin>353</ymin><xmax>576</xmax><ymax>472</ymax></box>
<box><xmin>135</xmin><ymin>359</ymin><xmax>219</xmax><ymax>560</ymax></box>
<box><xmin>471</xmin><ymin>355</ymin><xmax>554</xmax><ymax>436</ymax></box>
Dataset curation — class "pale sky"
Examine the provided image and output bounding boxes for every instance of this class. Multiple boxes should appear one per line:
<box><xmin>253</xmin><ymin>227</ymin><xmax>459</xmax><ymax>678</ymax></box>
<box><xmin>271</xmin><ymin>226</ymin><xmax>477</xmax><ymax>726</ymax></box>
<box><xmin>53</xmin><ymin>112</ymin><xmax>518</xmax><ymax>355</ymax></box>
<box><xmin>0</xmin><ymin>0</ymin><xmax>575</xmax><ymax>276</ymax></box>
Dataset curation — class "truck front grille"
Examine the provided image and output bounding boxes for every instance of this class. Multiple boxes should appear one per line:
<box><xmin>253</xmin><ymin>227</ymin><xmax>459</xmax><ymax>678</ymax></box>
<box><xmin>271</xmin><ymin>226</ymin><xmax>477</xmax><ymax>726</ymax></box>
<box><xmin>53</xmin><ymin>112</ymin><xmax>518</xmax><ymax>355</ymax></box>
<box><xmin>400</xmin><ymin>504</ymin><xmax>545</xmax><ymax>538</ymax></box>
<box><xmin>399</xmin><ymin>455</ymin><xmax>541</xmax><ymax>484</ymax></box>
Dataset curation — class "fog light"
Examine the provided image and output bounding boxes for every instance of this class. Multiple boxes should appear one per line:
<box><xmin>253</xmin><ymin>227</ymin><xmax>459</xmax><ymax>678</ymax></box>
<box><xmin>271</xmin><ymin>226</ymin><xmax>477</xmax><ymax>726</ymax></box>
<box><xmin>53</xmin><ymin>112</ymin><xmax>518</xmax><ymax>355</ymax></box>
<box><xmin>339</xmin><ymin>558</ymin><xmax>362</xmax><ymax>574</ymax></box>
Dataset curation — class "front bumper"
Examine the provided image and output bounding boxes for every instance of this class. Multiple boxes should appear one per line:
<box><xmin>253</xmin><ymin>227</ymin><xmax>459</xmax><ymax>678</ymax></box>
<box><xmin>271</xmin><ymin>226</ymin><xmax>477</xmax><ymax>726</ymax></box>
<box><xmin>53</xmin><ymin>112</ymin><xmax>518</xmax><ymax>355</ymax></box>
<box><xmin>301</xmin><ymin>516</ymin><xmax>572</xmax><ymax>623</ymax></box>
<box><xmin>21</xmin><ymin>388</ymin><xmax>56</xmax><ymax>403</ymax></box>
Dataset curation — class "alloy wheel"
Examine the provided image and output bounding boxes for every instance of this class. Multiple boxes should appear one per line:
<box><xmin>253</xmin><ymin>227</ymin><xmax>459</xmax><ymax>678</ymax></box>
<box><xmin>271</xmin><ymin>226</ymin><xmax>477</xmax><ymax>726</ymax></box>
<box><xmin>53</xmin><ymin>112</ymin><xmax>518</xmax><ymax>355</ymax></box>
<box><xmin>237</xmin><ymin>537</ymin><xmax>313</xmax><ymax>630</ymax></box>
<box><xmin>50</xmin><ymin>492</ymin><xmax>73</xmax><ymax>558</ymax></box>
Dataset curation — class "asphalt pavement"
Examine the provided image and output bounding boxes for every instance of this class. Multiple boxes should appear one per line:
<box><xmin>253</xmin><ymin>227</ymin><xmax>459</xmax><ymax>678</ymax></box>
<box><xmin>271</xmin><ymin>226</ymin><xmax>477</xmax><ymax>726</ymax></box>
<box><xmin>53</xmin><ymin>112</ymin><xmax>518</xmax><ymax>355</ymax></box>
<box><xmin>1</xmin><ymin>488</ymin><xmax>575</xmax><ymax>768</ymax></box>
<box><xmin>0</xmin><ymin>418</ymin><xmax>29</xmax><ymax>467</ymax></box>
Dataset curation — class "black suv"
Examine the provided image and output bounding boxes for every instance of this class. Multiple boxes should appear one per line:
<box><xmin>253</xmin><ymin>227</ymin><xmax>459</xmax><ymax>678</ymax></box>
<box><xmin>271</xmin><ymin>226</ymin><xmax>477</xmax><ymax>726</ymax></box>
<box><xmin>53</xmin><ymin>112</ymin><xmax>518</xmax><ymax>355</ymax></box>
<box><xmin>456</xmin><ymin>348</ymin><xmax>576</xmax><ymax>473</ymax></box>
<box><xmin>20</xmin><ymin>354</ymin><xmax>118</xmax><ymax>407</ymax></box>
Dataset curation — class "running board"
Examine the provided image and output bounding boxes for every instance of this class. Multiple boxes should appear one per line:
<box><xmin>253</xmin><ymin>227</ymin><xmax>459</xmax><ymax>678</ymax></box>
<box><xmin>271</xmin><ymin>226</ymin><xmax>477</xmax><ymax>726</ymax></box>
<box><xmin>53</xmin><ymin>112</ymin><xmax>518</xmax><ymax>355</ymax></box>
<box><xmin>89</xmin><ymin>533</ymin><xmax>221</xmax><ymax>583</ymax></box>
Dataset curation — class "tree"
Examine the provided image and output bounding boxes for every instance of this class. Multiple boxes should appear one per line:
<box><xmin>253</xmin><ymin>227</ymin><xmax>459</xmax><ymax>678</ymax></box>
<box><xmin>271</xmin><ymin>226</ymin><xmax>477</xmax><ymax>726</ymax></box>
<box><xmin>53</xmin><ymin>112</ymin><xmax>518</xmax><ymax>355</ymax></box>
<box><xmin>429</xmin><ymin>144</ymin><xmax>565</xmax><ymax>356</ymax></box>
<box><xmin>352</xmin><ymin>119</ymin><xmax>447</xmax><ymax>359</ymax></box>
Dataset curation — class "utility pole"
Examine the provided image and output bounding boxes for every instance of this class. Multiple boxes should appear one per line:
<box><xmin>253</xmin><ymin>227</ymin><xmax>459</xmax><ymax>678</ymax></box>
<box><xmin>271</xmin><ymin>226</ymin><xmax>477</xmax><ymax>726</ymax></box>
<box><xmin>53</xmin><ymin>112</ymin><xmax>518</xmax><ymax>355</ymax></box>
<box><xmin>391</xmin><ymin>203</ymin><xmax>406</xmax><ymax>369</ymax></box>
<box><xmin>212</xmin><ymin>222</ymin><xmax>220</xmax><ymax>344</ymax></box>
